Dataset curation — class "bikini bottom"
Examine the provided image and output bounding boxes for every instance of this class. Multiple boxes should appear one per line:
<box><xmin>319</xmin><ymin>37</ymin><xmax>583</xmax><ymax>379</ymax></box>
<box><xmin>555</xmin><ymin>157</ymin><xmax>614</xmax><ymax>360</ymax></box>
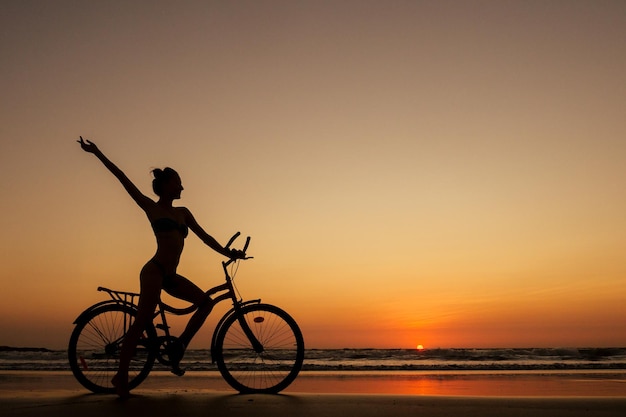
<box><xmin>149</xmin><ymin>259</ymin><xmax>178</xmax><ymax>291</ymax></box>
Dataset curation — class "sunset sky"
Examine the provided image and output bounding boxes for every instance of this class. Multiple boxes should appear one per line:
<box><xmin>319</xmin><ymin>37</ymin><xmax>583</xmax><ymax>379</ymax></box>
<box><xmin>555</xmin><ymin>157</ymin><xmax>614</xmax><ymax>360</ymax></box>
<box><xmin>1</xmin><ymin>1</ymin><xmax>625</xmax><ymax>350</ymax></box>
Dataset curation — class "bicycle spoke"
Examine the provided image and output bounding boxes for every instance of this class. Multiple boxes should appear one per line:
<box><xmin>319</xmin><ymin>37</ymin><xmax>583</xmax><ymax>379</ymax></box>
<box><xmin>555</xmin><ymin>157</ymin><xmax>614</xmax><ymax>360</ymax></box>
<box><xmin>68</xmin><ymin>305</ymin><xmax>156</xmax><ymax>393</ymax></box>
<box><xmin>215</xmin><ymin>304</ymin><xmax>304</xmax><ymax>393</ymax></box>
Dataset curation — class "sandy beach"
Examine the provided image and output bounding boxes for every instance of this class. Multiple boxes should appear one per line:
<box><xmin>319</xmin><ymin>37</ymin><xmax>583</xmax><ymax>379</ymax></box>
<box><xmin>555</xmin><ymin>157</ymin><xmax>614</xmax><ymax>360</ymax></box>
<box><xmin>2</xmin><ymin>371</ymin><xmax>625</xmax><ymax>417</ymax></box>
<box><xmin>3</xmin><ymin>391</ymin><xmax>626</xmax><ymax>417</ymax></box>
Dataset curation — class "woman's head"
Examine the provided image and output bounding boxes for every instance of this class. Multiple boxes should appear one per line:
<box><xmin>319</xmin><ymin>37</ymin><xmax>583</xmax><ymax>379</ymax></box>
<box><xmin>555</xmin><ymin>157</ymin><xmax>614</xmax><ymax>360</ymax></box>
<box><xmin>152</xmin><ymin>167</ymin><xmax>183</xmax><ymax>199</ymax></box>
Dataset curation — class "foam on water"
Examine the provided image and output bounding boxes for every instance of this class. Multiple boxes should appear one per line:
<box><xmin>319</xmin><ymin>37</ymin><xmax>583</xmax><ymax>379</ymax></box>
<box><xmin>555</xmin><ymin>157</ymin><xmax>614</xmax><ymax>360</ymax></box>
<box><xmin>1</xmin><ymin>347</ymin><xmax>625</xmax><ymax>371</ymax></box>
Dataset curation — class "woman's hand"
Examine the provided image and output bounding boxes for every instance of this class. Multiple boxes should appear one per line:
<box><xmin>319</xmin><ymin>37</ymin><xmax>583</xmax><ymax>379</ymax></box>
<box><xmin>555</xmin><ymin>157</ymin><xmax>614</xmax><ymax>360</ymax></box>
<box><xmin>229</xmin><ymin>249</ymin><xmax>247</xmax><ymax>260</ymax></box>
<box><xmin>77</xmin><ymin>136</ymin><xmax>99</xmax><ymax>154</ymax></box>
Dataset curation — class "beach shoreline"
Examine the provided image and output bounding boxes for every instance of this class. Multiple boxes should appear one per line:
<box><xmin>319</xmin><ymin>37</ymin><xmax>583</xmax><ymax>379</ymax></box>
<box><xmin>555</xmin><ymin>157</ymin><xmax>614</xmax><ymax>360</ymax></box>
<box><xmin>2</xmin><ymin>371</ymin><xmax>625</xmax><ymax>417</ymax></box>
<box><xmin>1</xmin><ymin>370</ymin><xmax>625</xmax><ymax>397</ymax></box>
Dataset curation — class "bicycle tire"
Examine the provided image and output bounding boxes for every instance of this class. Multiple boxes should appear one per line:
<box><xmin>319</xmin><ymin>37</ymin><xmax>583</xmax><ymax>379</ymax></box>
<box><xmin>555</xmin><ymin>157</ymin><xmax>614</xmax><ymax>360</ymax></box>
<box><xmin>214</xmin><ymin>303</ymin><xmax>304</xmax><ymax>393</ymax></box>
<box><xmin>68</xmin><ymin>304</ymin><xmax>157</xmax><ymax>393</ymax></box>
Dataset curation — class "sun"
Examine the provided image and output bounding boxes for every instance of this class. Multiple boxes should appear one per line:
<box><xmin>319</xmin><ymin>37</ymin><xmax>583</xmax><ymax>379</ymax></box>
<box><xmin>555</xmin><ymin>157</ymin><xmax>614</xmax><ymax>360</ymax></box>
<box><xmin>416</xmin><ymin>344</ymin><xmax>424</xmax><ymax>351</ymax></box>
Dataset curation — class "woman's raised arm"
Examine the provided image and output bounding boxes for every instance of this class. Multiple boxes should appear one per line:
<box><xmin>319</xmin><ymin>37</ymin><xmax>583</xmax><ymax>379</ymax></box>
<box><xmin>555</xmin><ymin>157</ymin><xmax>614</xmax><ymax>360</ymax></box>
<box><xmin>78</xmin><ymin>137</ymin><xmax>153</xmax><ymax>210</ymax></box>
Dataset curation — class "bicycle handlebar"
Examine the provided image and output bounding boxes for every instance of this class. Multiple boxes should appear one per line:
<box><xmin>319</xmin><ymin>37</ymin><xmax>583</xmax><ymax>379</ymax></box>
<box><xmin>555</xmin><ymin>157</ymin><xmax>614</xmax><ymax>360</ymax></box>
<box><xmin>224</xmin><ymin>232</ymin><xmax>253</xmax><ymax>266</ymax></box>
<box><xmin>225</xmin><ymin>232</ymin><xmax>241</xmax><ymax>250</ymax></box>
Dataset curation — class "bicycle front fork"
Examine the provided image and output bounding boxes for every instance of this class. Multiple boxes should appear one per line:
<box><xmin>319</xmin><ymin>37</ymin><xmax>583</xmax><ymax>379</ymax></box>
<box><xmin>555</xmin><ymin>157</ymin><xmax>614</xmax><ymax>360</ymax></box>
<box><xmin>237</xmin><ymin>314</ymin><xmax>264</xmax><ymax>353</ymax></box>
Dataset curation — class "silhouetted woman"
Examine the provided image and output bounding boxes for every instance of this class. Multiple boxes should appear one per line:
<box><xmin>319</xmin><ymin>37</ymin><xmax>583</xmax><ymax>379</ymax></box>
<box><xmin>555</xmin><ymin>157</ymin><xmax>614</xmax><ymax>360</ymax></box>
<box><xmin>78</xmin><ymin>137</ymin><xmax>243</xmax><ymax>399</ymax></box>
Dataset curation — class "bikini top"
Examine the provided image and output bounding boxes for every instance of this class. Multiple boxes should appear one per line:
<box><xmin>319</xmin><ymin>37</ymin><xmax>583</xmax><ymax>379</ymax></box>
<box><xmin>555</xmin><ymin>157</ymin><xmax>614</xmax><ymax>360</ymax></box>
<box><xmin>151</xmin><ymin>217</ymin><xmax>189</xmax><ymax>238</ymax></box>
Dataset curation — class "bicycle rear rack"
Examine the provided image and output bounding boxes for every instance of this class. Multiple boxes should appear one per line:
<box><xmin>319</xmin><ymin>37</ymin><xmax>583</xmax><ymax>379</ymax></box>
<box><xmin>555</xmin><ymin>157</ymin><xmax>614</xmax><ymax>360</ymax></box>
<box><xmin>98</xmin><ymin>286</ymin><xmax>139</xmax><ymax>306</ymax></box>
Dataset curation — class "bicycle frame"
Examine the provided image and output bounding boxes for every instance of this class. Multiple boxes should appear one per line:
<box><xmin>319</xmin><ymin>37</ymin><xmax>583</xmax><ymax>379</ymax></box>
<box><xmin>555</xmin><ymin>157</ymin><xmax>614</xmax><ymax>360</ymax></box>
<box><xmin>155</xmin><ymin>258</ymin><xmax>264</xmax><ymax>361</ymax></box>
<box><xmin>80</xmin><ymin>246</ymin><xmax>263</xmax><ymax>366</ymax></box>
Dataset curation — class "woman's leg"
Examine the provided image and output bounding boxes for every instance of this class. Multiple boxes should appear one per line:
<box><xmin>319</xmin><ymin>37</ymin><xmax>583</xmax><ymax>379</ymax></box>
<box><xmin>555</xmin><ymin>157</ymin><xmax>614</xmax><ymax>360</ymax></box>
<box><xmin>164</xmin><ymin>275</ymin><xmax>214</xmax><ymax>348</ymax></box>
<box><xmin>112</xmin><ymin>262</ymin><xmax>162</xmax><ymax>398</ymax></box>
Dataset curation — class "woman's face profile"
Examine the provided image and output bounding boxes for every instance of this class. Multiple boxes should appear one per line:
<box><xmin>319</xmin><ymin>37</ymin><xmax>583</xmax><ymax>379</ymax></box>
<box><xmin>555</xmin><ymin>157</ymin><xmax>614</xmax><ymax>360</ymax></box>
<box><xmin>163</xmin><ymin>175</ymin><xmax>184</xmax><ymax>199</ymax></box>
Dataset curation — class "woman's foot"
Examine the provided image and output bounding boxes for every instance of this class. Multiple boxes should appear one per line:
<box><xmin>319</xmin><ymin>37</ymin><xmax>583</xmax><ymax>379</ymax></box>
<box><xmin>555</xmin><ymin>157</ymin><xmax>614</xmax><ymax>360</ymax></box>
<box><xmin>169</xmin><ymin>339</ymin><xmax>186</xmax><ymax>376</ymax></box>
<box><xmin>111</xmin><ymin>373</ymin><xmax>130</xmax><ymax>400</ymax></box>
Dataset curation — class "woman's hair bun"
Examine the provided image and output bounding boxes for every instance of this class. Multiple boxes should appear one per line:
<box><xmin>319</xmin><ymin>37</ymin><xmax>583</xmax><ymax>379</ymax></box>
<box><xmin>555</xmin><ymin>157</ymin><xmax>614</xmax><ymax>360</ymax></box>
<box><xmin>151</xmin><ymin>167</ymin><xmax>178</xmax><ymax>196</ymax></box>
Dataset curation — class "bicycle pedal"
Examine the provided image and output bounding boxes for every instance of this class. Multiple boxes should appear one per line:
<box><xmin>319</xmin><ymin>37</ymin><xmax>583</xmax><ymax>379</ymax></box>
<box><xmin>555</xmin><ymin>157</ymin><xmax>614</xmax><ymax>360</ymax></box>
<box><xmin>156</xmin><ymin>324</ymin><xmax>170</xmax><ymax>330</ymax></box>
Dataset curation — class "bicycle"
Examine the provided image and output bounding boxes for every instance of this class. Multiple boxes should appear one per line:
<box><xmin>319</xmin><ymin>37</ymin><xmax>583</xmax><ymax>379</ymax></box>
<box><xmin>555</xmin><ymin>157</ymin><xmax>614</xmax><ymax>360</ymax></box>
<box><xmin>68</xmin><ymin>233</ymin><xmax>305</xmax><ymax>394</ymax></box>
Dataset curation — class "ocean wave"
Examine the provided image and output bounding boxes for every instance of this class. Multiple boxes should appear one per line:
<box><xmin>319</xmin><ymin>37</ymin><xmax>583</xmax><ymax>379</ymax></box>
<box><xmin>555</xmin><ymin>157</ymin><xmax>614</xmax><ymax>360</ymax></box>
<box><xmin>1</xmin><ymin>348</ymin><xmax>625</xmax><ymax>372</ymax></box>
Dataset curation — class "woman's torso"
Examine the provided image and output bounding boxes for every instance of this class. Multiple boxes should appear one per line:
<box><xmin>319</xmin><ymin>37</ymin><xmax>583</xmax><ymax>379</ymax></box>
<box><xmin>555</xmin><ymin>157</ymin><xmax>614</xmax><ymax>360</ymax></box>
<box><xmin>148</xmin><ymin>205</ymin><xmax>188</xmax><ymax>271</ymax></box>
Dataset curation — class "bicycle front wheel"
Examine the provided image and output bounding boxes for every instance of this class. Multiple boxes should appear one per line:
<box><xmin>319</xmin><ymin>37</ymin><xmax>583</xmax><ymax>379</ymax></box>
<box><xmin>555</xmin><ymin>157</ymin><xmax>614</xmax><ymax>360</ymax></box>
<box><xmin>68</xmin><ymin>304</ymin><xmax>157</xmax><ymax>393</ymax></box>
<box><xmin>214</xmin><ymin>303</ymin><xmax>304</xmax><ymax>393</ymax></box>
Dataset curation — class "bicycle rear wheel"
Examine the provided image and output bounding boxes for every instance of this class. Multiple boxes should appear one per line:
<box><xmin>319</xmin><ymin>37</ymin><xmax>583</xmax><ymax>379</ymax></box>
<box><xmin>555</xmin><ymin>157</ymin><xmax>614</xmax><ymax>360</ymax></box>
<box><xmin>68</xmin><ymin>304</ymin><xmax>156</xmax><ymax>393</ymax></box>
<box><xmin>214</xmin><ymin>303</ymin><xmax>304</xmax><ymax>393</ymax></box>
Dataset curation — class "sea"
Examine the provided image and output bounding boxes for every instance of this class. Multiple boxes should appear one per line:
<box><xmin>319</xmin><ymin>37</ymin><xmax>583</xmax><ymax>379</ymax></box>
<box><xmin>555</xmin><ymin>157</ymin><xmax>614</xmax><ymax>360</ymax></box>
<box><xmin>1</xmin><ymin>347</ymin><xmax>625</xmax><ymax>372</ymax></box>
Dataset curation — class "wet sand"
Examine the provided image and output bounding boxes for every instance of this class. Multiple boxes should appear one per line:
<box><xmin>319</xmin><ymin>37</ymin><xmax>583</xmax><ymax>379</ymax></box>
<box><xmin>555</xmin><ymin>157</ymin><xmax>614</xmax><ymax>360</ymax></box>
<box><xmin>2</xmin><ymin>371</ymin><xmax>626</xmax><ymax>417</ymax></box>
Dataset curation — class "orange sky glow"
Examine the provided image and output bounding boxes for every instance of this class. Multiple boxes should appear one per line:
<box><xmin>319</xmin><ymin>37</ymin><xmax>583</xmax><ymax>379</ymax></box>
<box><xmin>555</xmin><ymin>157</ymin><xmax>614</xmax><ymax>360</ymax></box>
<box><xmin>1</xmin><ymin>1</ymin><xmax>625</xmax><ymax>350</ymax></box>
